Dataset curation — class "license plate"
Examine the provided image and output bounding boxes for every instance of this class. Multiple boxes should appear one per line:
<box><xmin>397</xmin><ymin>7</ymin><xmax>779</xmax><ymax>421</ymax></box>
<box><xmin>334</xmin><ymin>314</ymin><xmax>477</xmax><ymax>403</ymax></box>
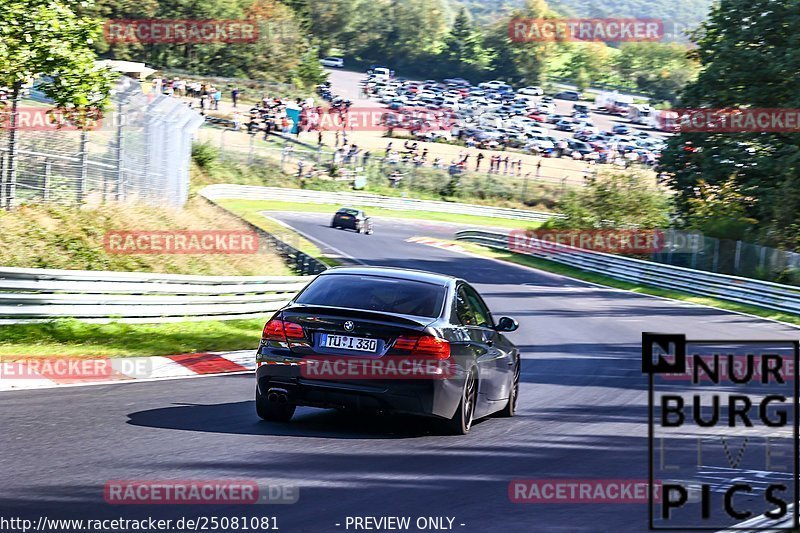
<box><xmin>322</xmin><ymin>334</ymin><xmax>378</xmax><ymax>352</ymax></box>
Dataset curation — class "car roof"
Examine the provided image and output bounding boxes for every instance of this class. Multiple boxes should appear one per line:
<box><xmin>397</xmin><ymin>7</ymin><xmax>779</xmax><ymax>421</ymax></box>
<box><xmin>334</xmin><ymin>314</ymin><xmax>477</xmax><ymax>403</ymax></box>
<box><xmin>320</xmin><ymin>266</ymin><xmax>458</xmax><ymax>287</ymax></box>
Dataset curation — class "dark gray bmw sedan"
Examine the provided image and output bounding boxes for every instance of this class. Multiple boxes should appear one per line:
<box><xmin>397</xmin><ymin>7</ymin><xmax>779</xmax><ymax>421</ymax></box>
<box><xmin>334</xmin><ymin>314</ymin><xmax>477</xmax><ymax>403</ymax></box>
<box><xmin>255</xmin><ymin>266</ymin><xmax>520</xmax><ymax>434</ymax></box>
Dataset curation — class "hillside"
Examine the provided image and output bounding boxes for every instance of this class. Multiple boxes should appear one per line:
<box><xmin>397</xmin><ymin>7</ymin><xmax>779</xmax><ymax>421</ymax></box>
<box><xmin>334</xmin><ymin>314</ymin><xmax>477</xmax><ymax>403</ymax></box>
<box><xmin>0</xmin><ymin>196</ymin><xmax>289</xmax><ymax>276</ymax></box>
<box><xmin>451</xmin><ymin>0</ymin><xmax>712</xmax><ymax>40</ymax></box>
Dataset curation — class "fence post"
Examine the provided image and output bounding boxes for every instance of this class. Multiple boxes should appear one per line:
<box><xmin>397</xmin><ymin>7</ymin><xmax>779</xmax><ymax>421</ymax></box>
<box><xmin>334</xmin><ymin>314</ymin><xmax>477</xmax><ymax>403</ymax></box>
<box><xmin>712</xmin><ymin>239</ymin><xmax>720</xmax><ymax>273</ymax></box>
<box><xmin>77</xmin><ymin>130</ymin><xmax>88</xmax><ymax>204</ymax></box>
<box><xmin>0</xmin><ymin>152</ymin><xmax>5</xmax><ymax>209</ymax></box>
<box><xmin>4</xmin><ymin>82</ymin><xmax>22</xmax><ymax>210</ymax></box>
<box><xmin>115</xmin><ymin>100</ymin><xmax>125</xmax><ymax>201</ymax></box>
<box><xmin>43</xmin><ymin>158</ymin><xmax>51</xmax><ymax>201</ymax></box>
<box><xmin>734</xmin><ymin>240</ymin><xmax>742</xmax><ymax>275</ymax></box>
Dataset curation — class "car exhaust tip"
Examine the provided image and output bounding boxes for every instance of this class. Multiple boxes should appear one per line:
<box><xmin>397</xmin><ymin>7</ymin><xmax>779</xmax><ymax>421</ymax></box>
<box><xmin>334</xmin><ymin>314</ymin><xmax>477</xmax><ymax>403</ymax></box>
<box><xmin>267</xmin><ymin>387</ymin><xmax>289</xmax><ymax>403</ymax></box>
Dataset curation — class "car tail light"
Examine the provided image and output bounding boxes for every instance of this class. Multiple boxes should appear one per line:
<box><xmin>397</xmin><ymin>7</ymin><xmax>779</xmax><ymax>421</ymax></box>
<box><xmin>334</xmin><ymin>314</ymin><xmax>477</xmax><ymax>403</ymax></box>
<box><xmin>393</xmin><ymin>335</ymin><xmax>450</xmax><ymax>359</ymax></box>
<box><xmin>262</xmin><ymin>318</ymin><xmax>305</xmax><ymax>341</ymax></box>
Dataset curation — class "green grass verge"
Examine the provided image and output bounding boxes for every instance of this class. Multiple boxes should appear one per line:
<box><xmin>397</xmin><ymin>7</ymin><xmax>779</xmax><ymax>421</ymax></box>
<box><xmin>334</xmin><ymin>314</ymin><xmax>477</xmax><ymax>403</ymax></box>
<box><xmin>0</xmin><ymin>318</ymin><xmax>267</xmax><ymax>359</ymax></box>
<box><xmin>215</xmin><ymin>199</ymin><xmax>543</xmax><ymax>231</ymax></box>
<box><xmin>456</xmin><ymin>241</ymin><xmax>800</xmax><ymax>327</ymax></box>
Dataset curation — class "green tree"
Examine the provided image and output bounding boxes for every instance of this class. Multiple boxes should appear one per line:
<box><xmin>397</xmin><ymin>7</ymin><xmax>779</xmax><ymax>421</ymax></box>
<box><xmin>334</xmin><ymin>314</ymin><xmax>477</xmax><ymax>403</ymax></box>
<box><xmin>295</xmin><ymin>46</ymin><xmax>328</xmax><ymax>88</ymax></box>
<box><xmin>562</xmin><ymin>42</ymin><xmax>614</xmax><ymax>88</ymax></box>
<box><xmin>441</xmin><ymin>8</ymin><xmax>493</xmax><ymax>78</ymax></box>
<box><xmin>659</xmin><ymin>0</ymin><xmax>800</xmax><ymax>248</ymax></box>
<box><xmin>683</xmin><ymin>178</ymin><xmax>758</xmax><ymax>240</ymax></box>
<box><xmin>1</xmin><ymin>0</ymin><xmax>115</xmax><ymax>208</ymax></box>
<box><xmin>487</xmin><ymin>0</ymin><xmax>563</xmax><ymax>85</ymax></box>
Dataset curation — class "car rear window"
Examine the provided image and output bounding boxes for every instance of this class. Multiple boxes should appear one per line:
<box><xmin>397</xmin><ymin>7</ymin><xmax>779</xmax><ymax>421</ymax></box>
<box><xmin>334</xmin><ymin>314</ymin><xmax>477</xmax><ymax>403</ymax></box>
<box><xmin>294</xmin><ymin>274</ymin><xmax>446</xmax><ymax>318</ymax></box>
<box><xmin>338</xmin><ymin>209</ymin><xmax>359</xmax><ymax>216</ymax></box>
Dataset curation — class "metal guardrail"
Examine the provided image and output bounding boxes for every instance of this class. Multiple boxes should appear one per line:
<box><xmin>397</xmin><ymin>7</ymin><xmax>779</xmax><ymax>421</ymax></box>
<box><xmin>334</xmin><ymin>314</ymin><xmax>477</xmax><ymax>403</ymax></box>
<box><xmin>200</xmin><ymin>185</ymin><xmax>557</xmax><ymax>222</ymax></box>
<box><xmin>0</xmin><ymin>267</ymin><xmax>314</xmax><ymax>324</ymax></box>
<box><xmin>455</xmin><ymin>229</ymin><xmax>800</xmax><ymax>315</ymax></box>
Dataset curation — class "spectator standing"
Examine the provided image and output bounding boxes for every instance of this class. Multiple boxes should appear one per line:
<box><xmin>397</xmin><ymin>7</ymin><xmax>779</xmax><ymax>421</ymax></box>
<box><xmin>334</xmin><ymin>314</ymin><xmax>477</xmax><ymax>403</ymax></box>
<box><xmin>231</xmin><ymin>88</ymin><xmax>240</xmax><ymax>108</ymax></box>
<box><xmin>476</xmin><ymin>152</ymin><xmax>484</xmax><ymax>171</ymax></box>
<box><xmin>213</xmin><ymin>88</ymin><xmax>221</xmax><ymax>110</ymax></box>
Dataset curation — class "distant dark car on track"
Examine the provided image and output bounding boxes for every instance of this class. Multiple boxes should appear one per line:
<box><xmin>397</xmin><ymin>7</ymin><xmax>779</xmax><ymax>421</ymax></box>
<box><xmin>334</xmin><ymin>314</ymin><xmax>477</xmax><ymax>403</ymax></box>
<box><xmin>255</xmin><ymin>267</ymin><xmax>521</xmax><ymax>434</ymax></box>
<box><xmin>331</xmin><ymin>208</ymin><xmax>373</xmax><ymax>234</ymax></box>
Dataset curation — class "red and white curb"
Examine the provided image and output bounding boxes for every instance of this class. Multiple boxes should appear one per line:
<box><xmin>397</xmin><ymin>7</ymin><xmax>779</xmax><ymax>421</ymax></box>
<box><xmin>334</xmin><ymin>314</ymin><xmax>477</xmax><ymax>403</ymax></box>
<box><xmin>0</xmin><ymin>350</ymin><xmax>256</xmax><ymax>392</ymax></box>
<box><xmin>406</xmin><ymin>236</ymin><xmax>468</xmax><ymax>253</ymax></box>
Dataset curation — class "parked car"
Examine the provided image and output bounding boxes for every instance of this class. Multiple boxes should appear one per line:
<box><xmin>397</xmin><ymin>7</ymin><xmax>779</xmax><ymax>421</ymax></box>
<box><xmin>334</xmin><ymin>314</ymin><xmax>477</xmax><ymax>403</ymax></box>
<box><xmin>554</xmin><ymin>90</ymin><xmax>581</xmax><ymax>101</ymax></box>
<box><xmin>255</xmin><ymin>267</ymin><xmax>521</xmax><ymax>434</ymax></box>
<box><xmin>612</xmin><ymin>124</ymin><xmax>631</xmax><ymax>135</ymax></box>
<box><xmin>330</xmin><ymin>208</ymin><xmax>373</xmax><ymax>234</ymax></box>
<box><xmin>320</xmin><ymin>57</ymin><xmax>344</xmax><ymax>68</ymax></box>
<box><xmin>555</xmin><ymin>119</ymin><xmax>575</xmax><ymax>131</ymax></box>
<box><xmin>567</xmin><ymin>140</ymin><xmax>594</xmax><ymax>157</ymax></box>
<box><xmin>519</xmin><ymin>86</ymin><xmax>544</xmax><ymax>96</ymax></box>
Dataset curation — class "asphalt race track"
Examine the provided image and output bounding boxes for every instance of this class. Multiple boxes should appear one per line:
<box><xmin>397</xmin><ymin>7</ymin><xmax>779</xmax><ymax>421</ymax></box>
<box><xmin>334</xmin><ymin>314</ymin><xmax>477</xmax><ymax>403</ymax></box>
<box><xmin>1</xmin><ymin>214</ymin><xmax>797</xmax><ymax>533</ymax></box>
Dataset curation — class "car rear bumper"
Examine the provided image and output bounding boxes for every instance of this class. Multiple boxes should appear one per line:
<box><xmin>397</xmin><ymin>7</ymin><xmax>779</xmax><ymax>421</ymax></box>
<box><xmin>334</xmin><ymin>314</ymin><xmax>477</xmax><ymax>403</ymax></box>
<box><xmin>255</xmin><ymin>354</ymin><xmax>465</xmax><ymax>419</ymax></box>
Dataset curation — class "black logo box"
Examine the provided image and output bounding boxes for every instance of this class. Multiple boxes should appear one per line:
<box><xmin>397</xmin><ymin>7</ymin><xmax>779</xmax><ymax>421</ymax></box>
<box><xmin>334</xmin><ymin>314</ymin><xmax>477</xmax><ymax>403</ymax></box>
<box><xmin>643</xmin><ymin>332</ymin><xmax>800</xmax><ymax>531</ymax></box>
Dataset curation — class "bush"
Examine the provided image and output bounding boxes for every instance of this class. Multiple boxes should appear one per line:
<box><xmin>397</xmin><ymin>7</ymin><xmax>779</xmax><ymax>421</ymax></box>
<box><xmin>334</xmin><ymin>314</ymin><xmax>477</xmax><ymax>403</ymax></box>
<box><xmin>191</xmin><ymin>142</ymin><xmax>219</xmax><ymax>170</ymax></box>
<box><xmin>551</xmin><ymin>169</ymin><xmax>672</xmax><ymax>229</ymax></box>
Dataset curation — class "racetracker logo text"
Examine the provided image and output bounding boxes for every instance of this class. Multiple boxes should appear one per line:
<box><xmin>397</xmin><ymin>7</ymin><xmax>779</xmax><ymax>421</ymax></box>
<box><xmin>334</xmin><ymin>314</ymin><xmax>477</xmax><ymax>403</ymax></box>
<box><xmin>508</xmin><ymin>229</ymin><xmax>667</xmax><ymax>255</ymax></box>
<box><xmin>104</xmin><ymin>231</ymin><xmax>259</xmax><ymax>254</ymax></box>
<box><xmin>0</xmin><ymin>107</ymin><xmax>104</xmax><ymax>131</ymax></box>
<box><xmin>509</xmin><ymin>479</ymin><xmax>661</xmax><ymax>503</ymax></box>
<box><xmin>104</xmin><ymin>20</ymin><xmax>259</xmax><ymax>44</ymax></box>
<box><xmin>104</xmin><ymin>480</ymin><xmax>298</xmax><ymax>504</ymax></box>
<box><xmin>298</xmin><ymin>356</ymin><xmax>457</xmax><ymax>380</ymax></box>
<box><xmin>669</xmin><ymin>108</ymin><xmax>800</xmax><ymax>133</ymax></box>
<box><xmin>509</xmin><ymin>18</ymin><xmax>664</xmax><ymax>42</ymax></box>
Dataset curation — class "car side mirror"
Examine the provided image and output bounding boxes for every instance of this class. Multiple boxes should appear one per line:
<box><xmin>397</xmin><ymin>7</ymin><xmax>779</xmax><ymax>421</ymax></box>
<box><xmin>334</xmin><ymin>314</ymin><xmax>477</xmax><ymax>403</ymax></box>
<box><xmin>495</xmin><ymin>316</ymin><xmax>519</xmax><ymax>332</ymax></box>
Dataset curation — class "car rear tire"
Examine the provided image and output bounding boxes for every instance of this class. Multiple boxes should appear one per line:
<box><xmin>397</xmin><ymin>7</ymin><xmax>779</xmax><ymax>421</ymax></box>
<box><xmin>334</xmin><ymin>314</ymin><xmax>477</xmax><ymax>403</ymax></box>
<box><xmin>497</xmin><ymin>359</ymin><xmax>520</xmax><ymax>418</ymax></box>
<box><xmin>256</xmin><ymin>389</ymin><xmax>296</xmax><ymax>422</ymax></box>
<box><xmin>441</xmin><ymin>369</ymin><xmax>476</xmax><ymax>435</ymax></box>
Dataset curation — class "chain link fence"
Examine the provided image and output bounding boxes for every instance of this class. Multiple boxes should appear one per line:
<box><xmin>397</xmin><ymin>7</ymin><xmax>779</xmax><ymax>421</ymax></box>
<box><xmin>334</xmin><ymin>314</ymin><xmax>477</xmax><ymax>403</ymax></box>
<box><xmin>0</xmin><ymin>76</ymin><xmax>205</xmax><ymax>209</ymax></box>
<box><xmin>653</xmin><ymin>233</ymin><xmax>800</xmax><ymax>285</ymax></box>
